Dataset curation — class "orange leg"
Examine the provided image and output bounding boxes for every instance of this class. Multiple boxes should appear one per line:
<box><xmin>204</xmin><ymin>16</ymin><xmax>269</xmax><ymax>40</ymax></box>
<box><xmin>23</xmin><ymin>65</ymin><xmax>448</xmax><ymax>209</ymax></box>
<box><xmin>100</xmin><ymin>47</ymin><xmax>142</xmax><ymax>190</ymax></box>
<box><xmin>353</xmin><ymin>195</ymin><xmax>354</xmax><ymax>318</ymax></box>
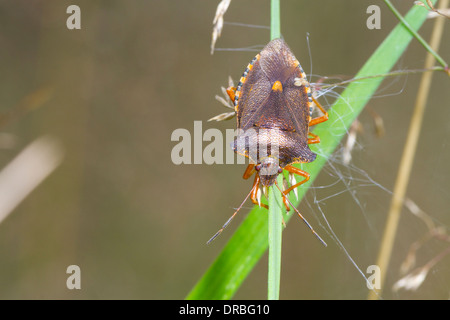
<box><xmin>243</xmin><ymin>164</ymin><xmax>268</xmax><ymax>209</ymax></box>
<box><xmin>226</xmin><ymin>86</ymin><xmax>237</xmax><ymax>103</ymax></box>
<box><xmin>250</xmin><ymin>174</ymin><xmax>268</xmax><ymax>209</ymax></box>
<box><xmin>309</xmin><ymin>96</ymin><xmax>329</xmax><ymax>127</ymax></box>
<box><xmin>307</xmin><ymin>132</ymin><xmax>321</xmax><ymax>144</ymax></box>
<box><xmin>282</xmin><ymin>165</ymin><xmax>310</xmax><ymax>196</ymax></box>
<box><xmin>243</xmin><ymin>164</ymin><xmax>256</xmax><ymax>180</ymax></box>
<box><xmin>282</xmin><ymin>192</ymin><xmax>291</xmax><ymax>211</ymax></box>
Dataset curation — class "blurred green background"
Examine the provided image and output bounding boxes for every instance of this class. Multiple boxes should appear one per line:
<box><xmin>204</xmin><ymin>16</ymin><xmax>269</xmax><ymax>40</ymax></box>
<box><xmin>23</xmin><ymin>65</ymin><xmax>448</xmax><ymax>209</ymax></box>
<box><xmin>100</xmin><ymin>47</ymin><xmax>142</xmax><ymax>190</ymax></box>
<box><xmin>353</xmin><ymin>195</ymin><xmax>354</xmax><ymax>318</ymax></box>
<box><xmin>0</xmin><ymin>0</ymin><xmax>449</xmax><ymax>299</ymax></box>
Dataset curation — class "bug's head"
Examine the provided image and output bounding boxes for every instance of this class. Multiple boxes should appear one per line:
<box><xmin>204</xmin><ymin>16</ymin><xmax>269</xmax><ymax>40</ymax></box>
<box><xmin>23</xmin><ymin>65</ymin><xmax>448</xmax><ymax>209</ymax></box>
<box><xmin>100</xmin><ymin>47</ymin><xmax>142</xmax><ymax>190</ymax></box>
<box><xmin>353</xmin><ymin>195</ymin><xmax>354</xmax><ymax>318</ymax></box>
<box><xmin>256</xmin><ymin>156</ymin><xmax>282</xmax><ymax>186</ymax></box>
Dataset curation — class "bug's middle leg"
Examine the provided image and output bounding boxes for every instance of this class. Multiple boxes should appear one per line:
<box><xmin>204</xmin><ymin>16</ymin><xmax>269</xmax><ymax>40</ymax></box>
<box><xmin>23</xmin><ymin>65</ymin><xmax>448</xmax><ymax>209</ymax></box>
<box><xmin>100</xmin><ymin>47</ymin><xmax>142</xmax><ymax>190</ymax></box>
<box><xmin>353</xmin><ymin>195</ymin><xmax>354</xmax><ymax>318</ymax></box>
<box><xmin>309</xmin><ymin>96</ymin><xmax>329</xmax><ymax>127</ymax></box>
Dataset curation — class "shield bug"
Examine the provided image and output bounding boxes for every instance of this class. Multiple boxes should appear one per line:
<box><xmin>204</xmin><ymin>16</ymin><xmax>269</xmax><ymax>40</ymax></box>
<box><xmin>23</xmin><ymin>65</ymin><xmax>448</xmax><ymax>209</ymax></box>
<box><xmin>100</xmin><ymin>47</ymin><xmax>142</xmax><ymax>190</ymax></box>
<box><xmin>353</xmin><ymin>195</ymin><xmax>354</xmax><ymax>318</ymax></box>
<box><xmin>208</xmin><ymin>38</ymin><xmax>328</xmax><ymax>245</ymax></box>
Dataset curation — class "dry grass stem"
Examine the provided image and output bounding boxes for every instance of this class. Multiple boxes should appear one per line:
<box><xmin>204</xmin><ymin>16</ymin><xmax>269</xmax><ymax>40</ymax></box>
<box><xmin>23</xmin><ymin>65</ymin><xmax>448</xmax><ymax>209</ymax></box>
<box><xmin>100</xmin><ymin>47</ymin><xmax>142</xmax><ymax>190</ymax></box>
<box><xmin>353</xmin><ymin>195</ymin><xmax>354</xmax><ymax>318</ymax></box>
<box><xmin>368</xmin><ymin>0</ymin><xmax>448</xmax><ymax>299</ymax></box>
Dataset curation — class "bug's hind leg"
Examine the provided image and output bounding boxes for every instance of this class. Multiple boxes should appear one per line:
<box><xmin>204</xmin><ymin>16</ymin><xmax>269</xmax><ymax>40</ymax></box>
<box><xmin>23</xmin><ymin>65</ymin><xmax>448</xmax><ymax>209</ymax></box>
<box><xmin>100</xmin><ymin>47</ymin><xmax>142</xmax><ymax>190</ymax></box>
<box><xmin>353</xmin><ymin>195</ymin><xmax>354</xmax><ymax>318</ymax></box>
<box><xmin>307</xmin><ymin>132</ymin><xmax>321</xmax><ymax>144</ymax></box>
<box><xmin>282</xmin><ymin>165</ymin><xmax>310</xmax><ymax>197</ymax></box>
<box><xmin>226</xmin><ymin>86</ymin><xmax>237</xmax><ymax>104</ymax></box>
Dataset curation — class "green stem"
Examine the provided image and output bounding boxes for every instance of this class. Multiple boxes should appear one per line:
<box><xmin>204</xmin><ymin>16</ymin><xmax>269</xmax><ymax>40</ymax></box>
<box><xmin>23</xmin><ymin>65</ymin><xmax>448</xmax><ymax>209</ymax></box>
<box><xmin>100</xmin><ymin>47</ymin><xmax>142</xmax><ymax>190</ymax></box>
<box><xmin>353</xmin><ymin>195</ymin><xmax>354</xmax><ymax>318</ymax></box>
<box><xmin>267</xmin><ymin>175</ymin><xmax>284</xmax><ymax>300</ymax></box>
<box><xmin>270</xmin><ymin>0</ymin><xmax>281</xmax><ymax>40</ymax></box>
<box><xmin>384</xmin><ymin>0</ymin><xmax>448</xmax><ymax>70</ymax></box>
<box><xmin>267</xmin><ymin>0</ymin><xmax>282</xmax><ymax>301</ymax></box>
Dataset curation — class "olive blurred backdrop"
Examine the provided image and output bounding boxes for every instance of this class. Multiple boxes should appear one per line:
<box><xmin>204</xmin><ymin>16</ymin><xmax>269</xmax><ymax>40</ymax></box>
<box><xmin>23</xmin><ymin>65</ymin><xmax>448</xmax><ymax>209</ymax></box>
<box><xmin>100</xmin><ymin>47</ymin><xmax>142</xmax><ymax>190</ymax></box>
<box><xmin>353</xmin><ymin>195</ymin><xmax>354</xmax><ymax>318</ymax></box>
<box><xmin>0</xmin><ymin>0</ymin><xmax>449</xmax><ymax>299</ymax></box>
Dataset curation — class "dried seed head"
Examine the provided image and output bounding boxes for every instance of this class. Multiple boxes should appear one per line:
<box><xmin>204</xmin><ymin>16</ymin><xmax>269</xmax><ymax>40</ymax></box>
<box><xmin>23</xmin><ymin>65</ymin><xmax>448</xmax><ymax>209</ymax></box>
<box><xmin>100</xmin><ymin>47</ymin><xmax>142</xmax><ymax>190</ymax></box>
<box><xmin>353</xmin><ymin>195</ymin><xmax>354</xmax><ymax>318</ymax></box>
<box><xmin>342</xmin><ymin>119</ymin><xmax>362</xmax><ymax>165</ymax></box>
<box><xmin>392</xmin><ymin>267</ymin><xmax>429</xmax><ymax>292</ymax></box>
<box><xmin>207</xmin><ymin>111</ymin><xmax>235</xmax><ymax>122</ymax></box>
<box><xmin>414</xmin><ymin>1</ymin><xmax>427</xmax><ymax>8</ymax></box>
<box><xmin>400</xmin><ymin>250</ymin><xmax>417</xmax><ymax>276</ymax></box>
<box><xmin>211</xmin><ymin>0</ymin><xmax>232</xmax><ymax>55</ymax></box>
<box><xmin>215</xmin><ymin>94</ymin><xmax>234</xmax><ymax>109</ymax></box>
<box><xmin>227</xmin><ymin>76</ymin><xmax>234</xmax><ymax>88</ymax></box>
<box><xmin>209</xmin><ymin>77</ymin><xmax>237</xmax><ymax>121</ymax></box>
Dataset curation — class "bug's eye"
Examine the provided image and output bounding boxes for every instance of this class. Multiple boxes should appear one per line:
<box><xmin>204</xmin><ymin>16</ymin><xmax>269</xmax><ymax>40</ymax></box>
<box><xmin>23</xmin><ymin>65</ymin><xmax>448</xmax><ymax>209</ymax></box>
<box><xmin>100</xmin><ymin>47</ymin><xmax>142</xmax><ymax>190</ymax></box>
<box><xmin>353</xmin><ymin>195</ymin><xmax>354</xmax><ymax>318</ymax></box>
<box><xmin>278</xmin><ymin>167</ymin><xmax>283</xmax><ymax>173</ymax></box>
<box><xmin>255</xmin><ymin>164</ymin><xmax>261</xmax><ymax>171</ymax></box>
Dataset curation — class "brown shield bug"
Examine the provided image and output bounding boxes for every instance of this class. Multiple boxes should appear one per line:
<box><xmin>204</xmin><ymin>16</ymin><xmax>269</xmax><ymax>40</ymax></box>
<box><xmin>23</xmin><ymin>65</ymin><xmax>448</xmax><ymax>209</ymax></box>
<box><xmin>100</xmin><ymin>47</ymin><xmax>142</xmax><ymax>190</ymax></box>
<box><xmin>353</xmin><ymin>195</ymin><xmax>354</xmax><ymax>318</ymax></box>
<box><xmin>208</xmin><ymin>38</ymin><xmax>328</xmax><ymax>245</ymax></box>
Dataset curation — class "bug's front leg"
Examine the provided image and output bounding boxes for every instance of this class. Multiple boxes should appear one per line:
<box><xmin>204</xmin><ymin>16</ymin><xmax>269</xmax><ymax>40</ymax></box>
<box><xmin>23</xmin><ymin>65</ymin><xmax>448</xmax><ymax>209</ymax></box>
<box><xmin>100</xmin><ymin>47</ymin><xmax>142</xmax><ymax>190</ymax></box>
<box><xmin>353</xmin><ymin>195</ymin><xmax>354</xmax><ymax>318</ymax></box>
<box><xmin>242</xmin><ymin>163</ymin><xmax>256</xmax><ymax>180</ymax></box>
<box><xmin>250</xmin><ymin>174</ymin><xmax>268</xmax><ymax>209</ymax></box>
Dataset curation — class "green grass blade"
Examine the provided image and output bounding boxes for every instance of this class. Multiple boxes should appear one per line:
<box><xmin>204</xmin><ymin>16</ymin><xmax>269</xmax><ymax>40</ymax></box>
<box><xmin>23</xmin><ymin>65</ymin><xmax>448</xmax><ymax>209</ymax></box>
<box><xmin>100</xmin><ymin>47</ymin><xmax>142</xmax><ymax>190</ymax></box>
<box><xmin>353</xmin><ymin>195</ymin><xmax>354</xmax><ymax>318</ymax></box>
<box><xmin>384</xmin><ymin>0</ymin><xmax>448</xmax><ymax>69</ymax></box>
<box><xmin>267</xmin><ymin>0</ymin><xmax>283</xmax><ymax>301</ymax></box>
<box><xmin>186</xmin><ymin>1</ymin><xmax>435</xmax><ymax>300</ymax></box>
<box><xmin>270</xmin><ymin>0</ymin><xmax>281</xmax><ymax>40</ymax></box>
<box><xmin>267</xmin><ymin>175</ymin><xmax>284</xmax><ymax>300</ymax></box>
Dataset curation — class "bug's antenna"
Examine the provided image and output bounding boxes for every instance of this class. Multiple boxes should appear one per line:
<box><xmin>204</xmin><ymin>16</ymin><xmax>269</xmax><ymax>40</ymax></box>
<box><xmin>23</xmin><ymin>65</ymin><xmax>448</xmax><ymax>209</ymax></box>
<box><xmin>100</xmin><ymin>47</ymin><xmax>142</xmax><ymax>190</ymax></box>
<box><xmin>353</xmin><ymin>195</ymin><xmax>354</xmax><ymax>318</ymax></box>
<box><xmin>274</xmin><ymin>181</ymin><xmax>327</xmax><ymax>247</ymax></box>
<box><xmin>207</xmin><ymin>186</ymin><xmax>254</xmax><ymax>244</ymax></box>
